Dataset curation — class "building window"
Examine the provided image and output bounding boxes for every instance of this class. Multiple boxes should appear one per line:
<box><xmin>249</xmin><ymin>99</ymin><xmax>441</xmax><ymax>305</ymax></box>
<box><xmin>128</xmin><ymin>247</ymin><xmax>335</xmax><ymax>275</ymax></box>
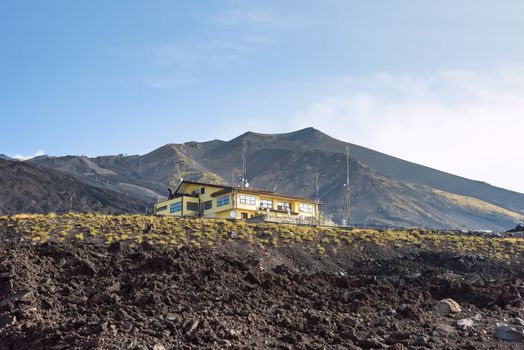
<box><xmin>241</xmin><ymin>212</ymin><xmax>248</xmax><ymax>219</ymax></box>
<box><xmin>277</xmin><ymin>202</ymin><xmax>290</xmax><ymax>211</ymax></box>
<box><xmin>260</xmin><ymin>199</ymin><xmax>273</xmax><ymax>209</ymax></box>
<box><xmin>299</xmin><ymin>203</ymin><xmax>314</xmax><ymax>213</ymax></box>
<box><xmin>200</xmin><ymin>187</ymin><xmax>205</xmax><ymax>194</ymax></box>
<box><xmin>239</xmin><ymin>194</ymin><xmax>256</xmax><ymax>205</ymax></box>
<box><xmin>170</xmin><ymin>202</ymin><xmax>182</xmax><ymax>213</ymax></box>
<box><xmin>156</xmin><ymin>205</ymin><xmax>167</xmax><ymax>212</ymax></box>
<box><xmin>203</xmin><ymin>200</ymin><xmax>212</xmax><ymax>210</ymax></box>
<box><xmin>186</xmin><ymin>202</ymin><xmax>199</xmax><ymax>211</ymax></box>
<box><xmin>217</xmin><ymin>195</ymin><xmax>230</xmax><ymax>207</ymax></box>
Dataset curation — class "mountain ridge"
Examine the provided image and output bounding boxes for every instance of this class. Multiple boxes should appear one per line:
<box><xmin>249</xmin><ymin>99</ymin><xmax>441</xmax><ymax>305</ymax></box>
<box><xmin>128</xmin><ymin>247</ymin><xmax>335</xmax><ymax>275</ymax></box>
<box><xmin>0</xmin><ymin>158</ymin><xmax>149</xmax><ymax>215</ymax></box>
<box><xmin>19</xmin><ymin>127</ymin><xmax>524</xmax><ymax>230</ymax></box>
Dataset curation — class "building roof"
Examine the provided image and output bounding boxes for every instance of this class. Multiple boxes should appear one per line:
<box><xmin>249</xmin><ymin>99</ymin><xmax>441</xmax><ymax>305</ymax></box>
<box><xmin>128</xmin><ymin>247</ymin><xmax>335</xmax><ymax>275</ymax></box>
<box><xmin>173</xmin><ymin>180</ymin><xmax>229</xmax><ymax>194</ymax></box>
<box><xmin>175</xmin><ymin>180</ymin><xmax>317</xmax><ymax>203</ymax></box>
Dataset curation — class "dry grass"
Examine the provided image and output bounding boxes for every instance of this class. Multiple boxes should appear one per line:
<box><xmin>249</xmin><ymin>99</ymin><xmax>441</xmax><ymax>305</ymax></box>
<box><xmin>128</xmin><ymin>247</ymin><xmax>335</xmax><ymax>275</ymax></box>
<box><xmin>433</xmin><ymin>189</ymin><xmax>524</xmax><ymax>221</ymax></box>
<box><xmin>0</xmin><ymin>213</ymin><xmax>523</xmax><ymax>261</ymax></box>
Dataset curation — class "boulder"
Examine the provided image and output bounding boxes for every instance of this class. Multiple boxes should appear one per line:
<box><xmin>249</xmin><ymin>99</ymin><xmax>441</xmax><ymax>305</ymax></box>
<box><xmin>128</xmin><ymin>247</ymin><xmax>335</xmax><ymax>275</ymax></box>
<box><xmin>494</xmin><ymin>324</ymin><xmax>524</xmax><ymax>342</ymax></box>
<box><xmin>435</xmin><ymin>299</ymin><xmax>462</xmax><ymax>315</ymax></box>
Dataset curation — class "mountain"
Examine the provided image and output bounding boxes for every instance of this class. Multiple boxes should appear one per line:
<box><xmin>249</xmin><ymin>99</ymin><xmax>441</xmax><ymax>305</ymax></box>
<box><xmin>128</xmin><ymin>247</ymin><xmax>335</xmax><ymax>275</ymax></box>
<box><xmin>0</xmin><ymin>154</ymin><xmax>14</xmax><ymax>161</ymax></box>
<box><xmin>0</xmin><ymin>158</ymin><xmax>149</xmax><ymax>215</ymax></box>
<box><xmin>28</xmin><ymin>128</ymin><xmax>524</xmax><ymax>230</ymax></box>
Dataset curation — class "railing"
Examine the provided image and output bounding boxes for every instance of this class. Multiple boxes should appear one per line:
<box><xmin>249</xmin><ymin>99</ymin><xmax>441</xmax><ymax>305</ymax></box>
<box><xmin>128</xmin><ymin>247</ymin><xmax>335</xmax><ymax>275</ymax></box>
<box><xmin>248</xmin><ymin>214</ymin><xmax>337</xmax><ymax>226</ymax></box>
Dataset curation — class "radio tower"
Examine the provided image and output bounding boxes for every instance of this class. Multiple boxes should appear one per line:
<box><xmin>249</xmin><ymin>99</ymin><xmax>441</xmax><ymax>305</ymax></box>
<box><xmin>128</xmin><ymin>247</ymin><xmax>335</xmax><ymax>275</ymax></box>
<box><xmin>343</xmin><ymin>145</ymin><xmax>352</xmax><ymax>227</ymax></box>
<box><xmin>241</xmin><ymin>137</ymin><xmax>248</xmax><ymax>189</ymax></box>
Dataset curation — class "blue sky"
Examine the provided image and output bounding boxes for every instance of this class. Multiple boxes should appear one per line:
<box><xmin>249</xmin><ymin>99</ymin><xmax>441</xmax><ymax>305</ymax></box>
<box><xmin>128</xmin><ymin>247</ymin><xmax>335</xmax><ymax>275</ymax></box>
<box><xmin>1</xmin><ymin>1</ymin><xmax>524</xmax><ymax>192</ymax></box>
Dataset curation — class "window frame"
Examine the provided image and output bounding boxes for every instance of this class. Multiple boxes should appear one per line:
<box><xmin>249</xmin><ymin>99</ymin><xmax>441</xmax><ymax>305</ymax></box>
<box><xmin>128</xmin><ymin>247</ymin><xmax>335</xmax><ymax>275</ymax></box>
<box><xmin>239</xmin><ymin>194</ymin><xmax>256</xmax><ymax>205</ymax></box>
<box><xmin>203</xmin><ymin>200</ymin><xmax>212</xmax><ymax>210</ymax></box>
<box><xmin>298</xmin><ymin>203</ymin><xmax>314</xmax><ymax>213</ymax></box>
<box><xmin>217</xmin><ymin>195</ymin><xmax>230</xmax><ymax>207</ymax></box>
<box><xmin>260</xmin><ymin>199</ymin><xmax>273</xmax><ymax>209</ymax></box>
<box><xmin>277</xmin><ymin>202</ymin><xmax>291</xmax><ymax>211</ymax></box>
<box><xmin>156</xmin><ymin>205</ymin><xmax>168</xmax><ymax>212</ymax></box>
<box><xmin>186</xmin><ymin>202</ymin><xmax>199</xmax><ymax>211</ymax></box>
<box><xmin>170</xmin><ymin>202</ymin><xmax>182</xmax><ymax>213</ymax></box>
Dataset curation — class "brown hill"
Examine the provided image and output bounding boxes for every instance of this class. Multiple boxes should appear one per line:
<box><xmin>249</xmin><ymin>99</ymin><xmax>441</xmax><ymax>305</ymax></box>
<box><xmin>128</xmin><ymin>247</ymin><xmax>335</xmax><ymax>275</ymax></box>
<box><xmin>28</xmin><ymin>128</ymin><xmax>524</xmax><ymax>230</ymax></box>
<box><xmin>0</xmin><ymin>159</ymin><xmax>149</xmax><ymax>215</ymax></box>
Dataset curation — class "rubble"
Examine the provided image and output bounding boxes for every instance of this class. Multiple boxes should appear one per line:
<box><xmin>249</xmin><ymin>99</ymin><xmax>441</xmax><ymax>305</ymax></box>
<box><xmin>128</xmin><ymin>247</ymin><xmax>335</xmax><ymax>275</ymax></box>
<box><xmin>0</xmin><ymin>239</ymin><xmax>522</xmax><ymax>349</ymax></box>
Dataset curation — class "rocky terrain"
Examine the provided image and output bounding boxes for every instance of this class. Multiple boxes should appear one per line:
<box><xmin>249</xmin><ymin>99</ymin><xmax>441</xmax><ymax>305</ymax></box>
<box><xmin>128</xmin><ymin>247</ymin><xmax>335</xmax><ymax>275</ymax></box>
<box><xmin>0</xmin><ymin>214</ymin><xmax>523</xmax><ymax>349</ymax></box>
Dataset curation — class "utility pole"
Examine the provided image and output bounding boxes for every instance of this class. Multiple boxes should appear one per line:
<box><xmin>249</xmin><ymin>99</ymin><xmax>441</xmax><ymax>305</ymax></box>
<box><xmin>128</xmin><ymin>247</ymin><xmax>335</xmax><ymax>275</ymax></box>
<box><xmin>343</xmin><ymin>145</ymin><xmax>352</xmax><ymax>227</ymax></box>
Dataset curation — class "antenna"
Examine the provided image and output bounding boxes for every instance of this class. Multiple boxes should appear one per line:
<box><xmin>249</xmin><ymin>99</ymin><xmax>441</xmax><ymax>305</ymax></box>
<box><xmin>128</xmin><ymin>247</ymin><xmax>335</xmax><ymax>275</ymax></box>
<box><xmin>315</xmin><ymin>172</ymin><xmax>320</xmax><ymax>223</ymax></box>
<box><xmin>175</xmin><ymin>163</ymin><xmax>181</xmax><ymax>183</ymax></box>
<box><xmin>241</xmin><ymin>137</ymin><xmax>248</xmax><ymax>189</ymax></box>
<box><xmin>343</xmin><ymin>145</ymin><xmax>352</xmax><ymax>227</ymax></box>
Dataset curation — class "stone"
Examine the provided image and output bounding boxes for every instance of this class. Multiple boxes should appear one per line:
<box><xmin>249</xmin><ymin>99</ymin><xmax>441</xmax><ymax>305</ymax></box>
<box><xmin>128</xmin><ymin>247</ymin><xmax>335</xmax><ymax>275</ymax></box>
<box><xmin>0</xmin><ymin>290</ymin><xmax>32</xmax><ymax>307</ymax></box>
<box><xmin>494</xmin><ymin>324</ymin><xmax>524</xmax><ymax>342</ymax></box>
<box><xmin>414</xmin><ymin>335</ymin><xmax>428</xmax><ymax>346</ymax></box>
<box><xmin>456</xmin><ymin>318</ymin><xmax>475</xmax><ymax>330</ymax></box>
<box><xmin>185</xmin><ymin>320</ymin><xmax>199</xmax><ymax>335</ymax></box>
<box><xmin>280</xmin><ymin>332</ymin><xmax>298</xmax><ymax>344</ymax></box>
<box><xmin>435</xmin><ymin>299</ymin><xmax>462</xmax><ymax>315</ymax></box>
<box><xmin>152</xmin><ymin>344</ymin><xmax>166</xmax><ymax>350</ymax></box>
<box><xmin>244</xmin><ymin>271</ymin><xmax>260</xmax><ymax>285</ymax></box>
<box><xmin>0</xmin><ymin>314</ymin><xmax>16</xmax><ymax>328</ymax></box>
<box><xmin>216</xmin><ymin>339</ymin><xmax>231</xmax><ymax>347</ymax></box>
<box><xmin>434</xmin><ymin>323</ymin><xmax>455</xmax><ymax>336</ymax></box>
<box><xmin>385</xmin><ymin>331</ymin><xmax>411</xmax><ymax>345</ymax></box>
<box><xmin>512</xmin><ymin>317</ymin><xmax>524</xmax><ymax>326</ymax></box>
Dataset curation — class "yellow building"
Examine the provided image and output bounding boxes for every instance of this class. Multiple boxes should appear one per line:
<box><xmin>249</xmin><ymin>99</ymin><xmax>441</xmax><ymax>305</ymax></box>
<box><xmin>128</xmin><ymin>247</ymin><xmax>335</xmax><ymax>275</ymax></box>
<box><xmin>154</xmin><ymin>180</ymin><xmax>319</xmax><ymax>224</ymax></box>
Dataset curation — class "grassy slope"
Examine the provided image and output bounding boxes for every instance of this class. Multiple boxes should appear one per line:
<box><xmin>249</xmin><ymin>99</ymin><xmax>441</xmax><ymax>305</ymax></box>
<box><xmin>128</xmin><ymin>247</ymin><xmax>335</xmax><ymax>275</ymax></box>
<box><xmin>433</xmin><ymin>189</ymin><xmax>524</xmax><ymax>221</ymax></box>
<box><xmin>1</xmin><ymin>214</ymin><xmax>523</xmax><ymax>261</ymax></box>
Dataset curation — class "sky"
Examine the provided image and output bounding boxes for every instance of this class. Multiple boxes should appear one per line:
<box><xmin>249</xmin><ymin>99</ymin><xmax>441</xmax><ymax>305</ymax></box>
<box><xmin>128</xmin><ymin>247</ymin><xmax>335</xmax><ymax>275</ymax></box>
<box><xmin>1</xmin><ymin>1</ymin><xmax>524</xmax><ymax>193</ymax></box>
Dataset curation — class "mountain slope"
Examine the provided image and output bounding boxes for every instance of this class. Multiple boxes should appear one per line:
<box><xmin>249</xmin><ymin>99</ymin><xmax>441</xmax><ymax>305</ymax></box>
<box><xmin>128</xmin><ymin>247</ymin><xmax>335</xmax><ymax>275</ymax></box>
<box><xmin>0</xmin><ymin>159</ymin><xmax>149</xmax><ymax>215</ymax></box>
<box><xmin>215</xmin><ymin>128</ymin><xmax>524</xmax><ymax>215</ymax></box>
<box><xmin>0</xmin><ymin>154</ymin><xmax>14</xmax><ymax>161</ymax></box>
<box><xmin>28</xmin><ymin>128</ymin><xmax>524</xmax><ymax>230</ymax></box>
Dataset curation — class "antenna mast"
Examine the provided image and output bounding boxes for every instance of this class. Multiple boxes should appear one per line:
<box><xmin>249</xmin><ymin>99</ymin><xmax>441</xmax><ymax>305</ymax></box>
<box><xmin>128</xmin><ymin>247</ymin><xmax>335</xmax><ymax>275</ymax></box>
<box><xmin>343</xmin><ymin>145</ymin><xmax>352</xmax><ymax>227</ymax></box>
<box><xmin>315</xmin><ymin>172</ymin><xmax>320</xmax><ymax>222</ymax></box>
<box><xmin>241</xmin><ymin>137</ymin><xmax>247</xmax><ymax>189</ymax></box>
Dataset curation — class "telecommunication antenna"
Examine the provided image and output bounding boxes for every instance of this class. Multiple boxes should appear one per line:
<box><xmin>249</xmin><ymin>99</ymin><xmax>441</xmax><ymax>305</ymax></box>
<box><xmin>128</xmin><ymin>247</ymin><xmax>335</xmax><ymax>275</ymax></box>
<box><xmin>241</xmin><ymin>138</ymin><xmax>248</xmax><ymax>189</ymax></box>
<box><xmin>343</xmin><ymin>145</ymin><xmax>352</xmax><ymax>227</ymax></box>
<box><xmin>315</xmin><ymin>172</ymin><xmax>320</xmax><ymax>222</ymax></box>
<box><xmin>175</xmin><ymin>163</ymin><xmax>181</xmax><ymax>182</ymax></box>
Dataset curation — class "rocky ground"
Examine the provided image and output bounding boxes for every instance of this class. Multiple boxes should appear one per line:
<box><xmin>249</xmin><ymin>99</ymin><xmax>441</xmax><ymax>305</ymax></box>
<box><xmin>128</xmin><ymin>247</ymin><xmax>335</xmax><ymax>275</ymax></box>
<box><xmin>0</xmin><ymin>236</ymin><xmax>523</xmax><ymax>350</ymax></box>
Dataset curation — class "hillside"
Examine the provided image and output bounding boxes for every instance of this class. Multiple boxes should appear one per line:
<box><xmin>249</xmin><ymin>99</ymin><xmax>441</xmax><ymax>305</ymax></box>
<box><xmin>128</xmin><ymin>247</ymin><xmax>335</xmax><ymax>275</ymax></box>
<box><xmin>0</xmin><ymin>159</ymin><xmax>149</xmax><ymax>215</ymax></box>
<box><xmin>28</xmin><ymin>128</ymin><xmax>524</xmax><ymax>230</ymax></box>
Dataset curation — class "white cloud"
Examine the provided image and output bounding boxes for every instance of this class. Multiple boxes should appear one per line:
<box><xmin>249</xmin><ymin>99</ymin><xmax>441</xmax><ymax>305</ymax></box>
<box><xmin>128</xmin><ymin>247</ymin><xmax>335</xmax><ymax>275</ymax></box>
<box><xmin>292</xmin><ymin>65</ymin><xmax>524</xmax><ymax>194</ymax></box>
<box><xmin>212</xmin><ymin>10</ymin><xmax>276</xmax><ymax>26</ymax></box>
<box><xmin>13</xmin><ymin>149</ymin><xmax>45</xmax><ymax>161</ymax></box>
